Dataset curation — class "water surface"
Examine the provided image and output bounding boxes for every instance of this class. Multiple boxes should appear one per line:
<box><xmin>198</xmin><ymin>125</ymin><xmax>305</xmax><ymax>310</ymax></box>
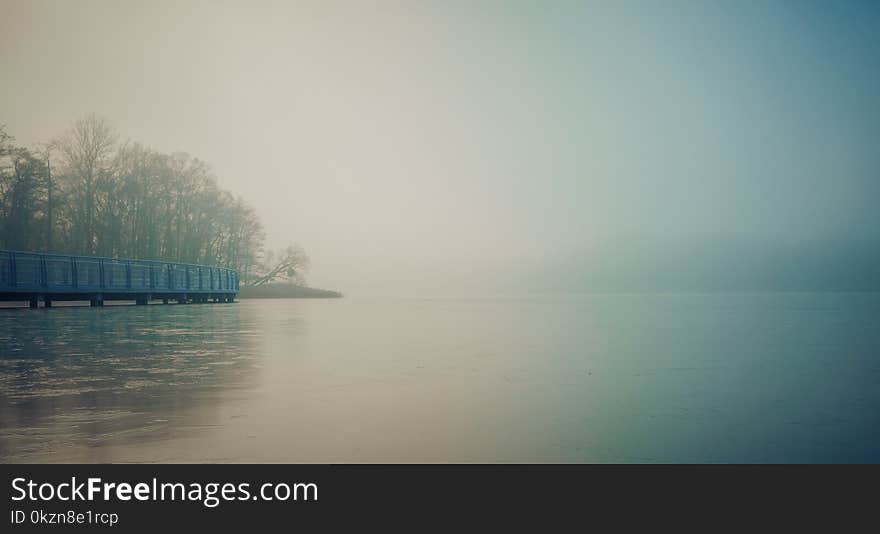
<box><xmin>1</xmin><ymin>294</ymin><xmax>878</xmax><ymax>462</ymax></box>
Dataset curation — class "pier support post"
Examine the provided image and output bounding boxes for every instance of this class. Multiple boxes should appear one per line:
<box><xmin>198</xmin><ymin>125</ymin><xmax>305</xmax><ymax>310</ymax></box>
<box><xmin>90</xmin><ymin>295</ymin><xmax>104</xmax><ymax>307</ymax></box>
<box><xmin>44</xmin><ymin>298</ymin><xmax>52</xmax><ymax>308</ymax></box>
<box><xmin>29</xmin><ymin>296</ymin><xmax>38</xmax><ymax>308</ymax></box>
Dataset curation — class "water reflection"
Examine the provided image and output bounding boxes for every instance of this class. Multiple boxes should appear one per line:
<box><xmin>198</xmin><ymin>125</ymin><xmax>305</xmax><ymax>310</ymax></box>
<box><xmin>2</xmin><ymin>295</ymin><xmax>879</xmax><ymax>463</ymax></box>
<box><xmin>0</xmin><ymin>304</ymin><xmax>259</xmax><ymax>462</ymax></box>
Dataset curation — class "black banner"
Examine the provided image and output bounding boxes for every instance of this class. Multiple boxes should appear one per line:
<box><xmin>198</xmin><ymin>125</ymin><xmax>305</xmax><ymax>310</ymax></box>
<box><xmin>1</xmin><ymin>464</ymin><xmax>874</xmax><ymax>531</ymax></box>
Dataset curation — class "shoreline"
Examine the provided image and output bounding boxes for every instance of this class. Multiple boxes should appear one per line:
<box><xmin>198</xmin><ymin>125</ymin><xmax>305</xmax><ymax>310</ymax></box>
<box><xmin>238</xmin><ymin>283</ymin><xmax>342</xmax><ymax>299</ymax></box>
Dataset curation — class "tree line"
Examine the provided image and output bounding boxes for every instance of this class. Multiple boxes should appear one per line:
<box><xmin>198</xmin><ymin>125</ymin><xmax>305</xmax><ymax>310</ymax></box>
<box><xmin>0</xmin><ymin>115</ymin><xmax>307</xmax><ymax>285</ymax></box>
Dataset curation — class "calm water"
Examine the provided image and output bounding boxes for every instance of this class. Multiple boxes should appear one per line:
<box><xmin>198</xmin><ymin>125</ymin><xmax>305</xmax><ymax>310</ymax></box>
<box><xmin>1</xmin><ymin>294</ymin><xmax>878</xmax><ymax>463</ymax></box>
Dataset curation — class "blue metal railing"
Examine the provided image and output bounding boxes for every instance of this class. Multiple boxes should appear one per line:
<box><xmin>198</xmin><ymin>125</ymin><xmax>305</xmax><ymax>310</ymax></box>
<box><xmin>0</xmin><ymin>249</ymin><xmax>239</xmax><ymax>294</ymax></box>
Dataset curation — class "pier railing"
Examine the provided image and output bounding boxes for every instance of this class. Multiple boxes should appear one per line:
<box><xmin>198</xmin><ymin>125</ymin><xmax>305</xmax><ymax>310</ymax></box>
<box><xmin>0</xmin><ymin>249</ymin><xmax>238</xmax><ymax>306</ymax></box>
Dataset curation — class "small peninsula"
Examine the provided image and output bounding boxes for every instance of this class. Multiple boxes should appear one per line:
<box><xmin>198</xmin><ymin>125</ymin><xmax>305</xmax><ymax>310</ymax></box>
<box><xmin>238</xmin><ymin>283</ymin><xmax>342</xmax><ymax>299</ymax></box>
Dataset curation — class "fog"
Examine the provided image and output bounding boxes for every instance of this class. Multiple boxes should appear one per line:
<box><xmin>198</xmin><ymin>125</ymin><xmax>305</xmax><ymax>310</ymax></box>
<box><xmin>2</xmin><ymin>1</ymin><xmax>878</xmax><ymax>295</ymax></box>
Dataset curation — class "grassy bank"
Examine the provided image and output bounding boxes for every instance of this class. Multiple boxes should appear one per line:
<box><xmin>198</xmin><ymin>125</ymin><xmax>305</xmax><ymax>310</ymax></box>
<box><xmin>238</xmin><ymin>283</ymin><xmax>342</xmax><ymax>299</ymax></box>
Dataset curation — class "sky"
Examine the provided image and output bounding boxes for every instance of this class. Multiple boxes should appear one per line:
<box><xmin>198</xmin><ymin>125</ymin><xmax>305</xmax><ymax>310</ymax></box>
<box><xmin>2</xmin><ymin>1</ymin><xmax>878</xmax><ymax>295</ymax></box>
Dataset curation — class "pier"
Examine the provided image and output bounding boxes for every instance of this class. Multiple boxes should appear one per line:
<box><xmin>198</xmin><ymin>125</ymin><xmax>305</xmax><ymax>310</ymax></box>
<box><xmin>0</xmin><ymin>249</ymin><xmax>239</xmax><ymax>307</ymax></box>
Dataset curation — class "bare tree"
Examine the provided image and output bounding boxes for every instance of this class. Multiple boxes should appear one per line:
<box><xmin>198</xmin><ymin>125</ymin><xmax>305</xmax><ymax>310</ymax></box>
<box><xmin>249</xmin><ymin>245</ymin><xmax>310</xmax><ymax>287</ymax></box>
<box><xmin>55</xmin><ymin>113</ymin><xmax>117</xmax><ymax>255</ymax></box>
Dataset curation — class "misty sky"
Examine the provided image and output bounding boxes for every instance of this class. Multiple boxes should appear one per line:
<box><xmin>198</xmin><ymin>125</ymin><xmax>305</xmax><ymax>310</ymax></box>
<box><xmin>2</xmin><ymin>1</ymin><xmax>878</xmax><ymax>294</ymax></box>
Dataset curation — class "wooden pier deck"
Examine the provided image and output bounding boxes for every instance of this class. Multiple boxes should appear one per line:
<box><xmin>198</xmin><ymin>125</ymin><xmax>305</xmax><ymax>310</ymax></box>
<box><xmin>0</xmin><ymin>249</ymin><xmax>239</xmax><ymax>307</ymax></box>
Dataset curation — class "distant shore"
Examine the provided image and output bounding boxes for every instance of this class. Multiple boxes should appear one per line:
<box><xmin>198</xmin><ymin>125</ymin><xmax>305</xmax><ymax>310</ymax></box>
<box><xmin>238</xmin><ymin>283</ymin><xmax>342</xmax><ymax>299</ymax></box>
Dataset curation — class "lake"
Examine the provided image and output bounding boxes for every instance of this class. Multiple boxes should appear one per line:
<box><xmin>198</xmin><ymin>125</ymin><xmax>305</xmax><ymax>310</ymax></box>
<box><xmin>1</xmin><ymin>293</ymin><xmax>878</xmax><ymax>463</ymax></box>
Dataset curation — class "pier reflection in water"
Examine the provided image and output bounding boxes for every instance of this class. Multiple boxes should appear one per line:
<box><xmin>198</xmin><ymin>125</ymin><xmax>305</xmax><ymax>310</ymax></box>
<box><xmin>0</xmin><ymin>303</ymin><xmax>259</xmax><ymax>462</ymax></box>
